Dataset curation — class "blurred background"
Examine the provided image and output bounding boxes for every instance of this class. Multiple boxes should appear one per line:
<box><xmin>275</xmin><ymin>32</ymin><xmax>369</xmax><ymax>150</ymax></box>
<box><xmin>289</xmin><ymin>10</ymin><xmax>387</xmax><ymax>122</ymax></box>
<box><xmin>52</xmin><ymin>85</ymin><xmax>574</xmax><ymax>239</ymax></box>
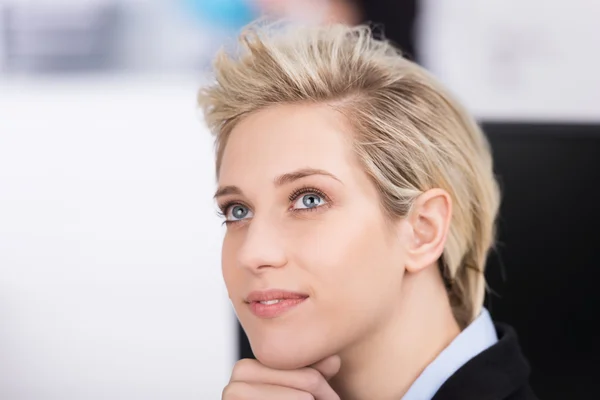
<box><xmin>1</xmin><ymin>0</ymin><xmax>599</xmax><ymax>399</ymax></box>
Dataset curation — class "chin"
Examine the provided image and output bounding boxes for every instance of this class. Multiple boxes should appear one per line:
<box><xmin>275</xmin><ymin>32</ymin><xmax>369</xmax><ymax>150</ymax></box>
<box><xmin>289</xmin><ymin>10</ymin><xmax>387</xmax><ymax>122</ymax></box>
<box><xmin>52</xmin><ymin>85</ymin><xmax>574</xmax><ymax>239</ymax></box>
<box><xmin>249</xmin><ymin>332</ymin><xmax>327</xmax><ymax>370</ymax></box>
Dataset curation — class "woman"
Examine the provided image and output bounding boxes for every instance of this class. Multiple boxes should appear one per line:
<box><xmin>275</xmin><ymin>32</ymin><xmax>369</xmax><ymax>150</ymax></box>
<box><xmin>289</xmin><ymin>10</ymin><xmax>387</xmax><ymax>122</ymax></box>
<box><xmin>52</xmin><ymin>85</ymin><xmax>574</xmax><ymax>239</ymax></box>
<box><xmin>198</xmin><ymin>21</ymin><xmax>537</xmax><ymax>400</ymax></box>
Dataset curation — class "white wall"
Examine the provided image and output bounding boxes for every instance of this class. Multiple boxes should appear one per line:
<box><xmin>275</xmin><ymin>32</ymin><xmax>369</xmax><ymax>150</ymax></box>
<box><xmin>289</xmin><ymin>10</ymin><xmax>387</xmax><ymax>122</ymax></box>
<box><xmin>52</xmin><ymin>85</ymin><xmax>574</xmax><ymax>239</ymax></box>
<box><xmin>419</xmin><ymin>0</ymin><xmax>600</xmax><ymax>122</ymax></box>
<box><xmin>0</xmin><ymin>75</ymin><xmax>236</xmax><ymax>400</ymax></box>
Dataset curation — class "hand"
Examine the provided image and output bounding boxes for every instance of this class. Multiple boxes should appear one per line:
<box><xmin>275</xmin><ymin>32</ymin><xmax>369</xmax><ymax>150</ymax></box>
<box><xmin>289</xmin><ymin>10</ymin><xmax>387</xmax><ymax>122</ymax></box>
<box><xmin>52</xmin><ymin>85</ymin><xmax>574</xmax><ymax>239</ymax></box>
<box><xmin>222</xmin><ymin>355</ymin><xmax>341</xmax><ymax>400</ymax></box>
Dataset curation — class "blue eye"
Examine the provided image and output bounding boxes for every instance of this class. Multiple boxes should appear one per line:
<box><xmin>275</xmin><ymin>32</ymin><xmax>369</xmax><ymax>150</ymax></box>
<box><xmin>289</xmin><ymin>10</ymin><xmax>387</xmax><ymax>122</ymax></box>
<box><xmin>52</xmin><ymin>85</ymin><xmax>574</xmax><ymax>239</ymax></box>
<box><xmin>293</xmin><ymin>193</ymin><xmax>326</xmax><ymax>210</ymax></box>
<box><xmin>226</xmin><ymin>204</ymin><xmax>253</xmax><ymax>221</ymax></box>
<box><xmin>219</xmin><ymin>187</ymin><xmax>329</xmax><ymax>226</ymax></box>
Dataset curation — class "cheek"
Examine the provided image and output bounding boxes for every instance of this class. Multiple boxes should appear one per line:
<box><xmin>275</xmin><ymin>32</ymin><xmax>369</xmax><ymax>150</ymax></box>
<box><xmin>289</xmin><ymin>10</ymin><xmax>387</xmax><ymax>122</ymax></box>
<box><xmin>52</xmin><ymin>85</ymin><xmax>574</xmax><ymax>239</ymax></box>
<box><xmin>221</xmin><ymin>233</ymin><xmax>242</xmax><ymax>295</ymax></box>
<box><xmin>295</xmin><ymin>208</ymin><xmax>404</xmax><ymax>303</ymax></box>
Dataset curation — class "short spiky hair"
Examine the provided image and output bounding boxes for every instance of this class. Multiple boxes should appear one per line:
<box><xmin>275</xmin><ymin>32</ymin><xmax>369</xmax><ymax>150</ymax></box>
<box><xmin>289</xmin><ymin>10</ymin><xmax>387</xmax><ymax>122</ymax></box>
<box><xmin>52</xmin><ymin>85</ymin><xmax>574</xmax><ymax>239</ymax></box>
<box><xmin>198</xmin><ymin>21</ymin><xmax>500</xmax><ymax>328</ymax></box>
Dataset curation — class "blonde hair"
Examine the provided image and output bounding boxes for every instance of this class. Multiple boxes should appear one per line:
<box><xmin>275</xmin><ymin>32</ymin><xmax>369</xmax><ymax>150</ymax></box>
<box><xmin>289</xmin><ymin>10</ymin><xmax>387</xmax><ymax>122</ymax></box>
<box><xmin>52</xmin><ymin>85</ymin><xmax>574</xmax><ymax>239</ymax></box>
<box><xmin>198</xmin><ymin>21</ymin><xmax>500</xmax><ymax>328</ymax></box>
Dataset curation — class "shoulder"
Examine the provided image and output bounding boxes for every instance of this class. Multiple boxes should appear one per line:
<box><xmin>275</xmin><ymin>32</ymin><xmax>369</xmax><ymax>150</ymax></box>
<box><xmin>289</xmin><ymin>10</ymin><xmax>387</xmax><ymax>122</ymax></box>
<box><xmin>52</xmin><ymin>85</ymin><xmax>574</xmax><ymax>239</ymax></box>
<box><xmin>506</xmin><ymin>386</ymin><xmax>539</xmax><ymax>400</ymax></box>
<box><xmin>432</xmin><ymin>323</ymin><xmax>539</xmax><ymax>400</ymax></box>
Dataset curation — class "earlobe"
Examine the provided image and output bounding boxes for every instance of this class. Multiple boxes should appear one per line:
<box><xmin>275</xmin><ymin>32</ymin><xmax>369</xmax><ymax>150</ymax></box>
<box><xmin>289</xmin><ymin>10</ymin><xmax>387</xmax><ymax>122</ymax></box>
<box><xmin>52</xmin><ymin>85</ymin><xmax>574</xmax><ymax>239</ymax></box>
<box><xmin>404</xmin><ymin>189</ymin><xmax>452</xmax><ymax>273</ymax></box>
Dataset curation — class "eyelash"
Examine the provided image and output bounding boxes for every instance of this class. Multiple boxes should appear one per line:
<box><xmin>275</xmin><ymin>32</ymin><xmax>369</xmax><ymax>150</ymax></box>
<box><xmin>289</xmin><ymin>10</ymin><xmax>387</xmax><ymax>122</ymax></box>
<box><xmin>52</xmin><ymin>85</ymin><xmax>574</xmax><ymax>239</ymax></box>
<box><xmin>217</xmin><ymin>186</ymin><xmax>331</xmax><ymax>226</ymax></box>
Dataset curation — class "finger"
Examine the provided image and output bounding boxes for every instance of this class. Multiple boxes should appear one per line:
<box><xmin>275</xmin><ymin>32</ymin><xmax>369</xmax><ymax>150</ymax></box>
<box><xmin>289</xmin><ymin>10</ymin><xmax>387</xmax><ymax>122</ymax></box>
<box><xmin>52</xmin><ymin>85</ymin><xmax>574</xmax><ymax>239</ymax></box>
<box><xmin>308</xmin><ymin>355</ymin><xmax>341</xmax><ymax>381</ymax></box>
<box><xmin>230</xmin><ymin>359</ymin><xmax>340</xmax><ymax>400</ymax></box>
<box><xmin>223</xmin><ymin>382</ymin><xmax>315</xmax><ymax>400</ymax></box>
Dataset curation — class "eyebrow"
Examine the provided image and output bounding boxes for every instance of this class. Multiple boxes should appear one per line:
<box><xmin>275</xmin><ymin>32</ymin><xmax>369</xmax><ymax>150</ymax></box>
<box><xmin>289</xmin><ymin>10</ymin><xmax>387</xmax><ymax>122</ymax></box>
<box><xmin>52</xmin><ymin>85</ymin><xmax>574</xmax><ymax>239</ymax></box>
<box><xmin>213</xmin><ymin>168</ymin><xmax>342</xmax><ymax>199</ymax></box>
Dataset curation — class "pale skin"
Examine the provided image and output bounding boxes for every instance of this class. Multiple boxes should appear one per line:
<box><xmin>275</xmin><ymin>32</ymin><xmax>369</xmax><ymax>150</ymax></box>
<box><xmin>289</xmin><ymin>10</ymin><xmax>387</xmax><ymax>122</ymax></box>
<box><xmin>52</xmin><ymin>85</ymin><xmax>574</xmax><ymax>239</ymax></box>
<box><xmin>216</xmin><ymin>103</ymin><xmax>461</xmax><ymax>400</ymax></box>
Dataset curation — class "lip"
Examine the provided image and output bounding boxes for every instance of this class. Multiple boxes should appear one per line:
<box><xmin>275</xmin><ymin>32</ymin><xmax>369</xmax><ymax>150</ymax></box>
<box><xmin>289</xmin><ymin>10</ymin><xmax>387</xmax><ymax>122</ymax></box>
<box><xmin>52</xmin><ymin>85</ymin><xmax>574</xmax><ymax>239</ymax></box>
<box><xmin>245</xmin><ymin>289</ymin><xmax>309</xmax><ymax>319</ymax></box>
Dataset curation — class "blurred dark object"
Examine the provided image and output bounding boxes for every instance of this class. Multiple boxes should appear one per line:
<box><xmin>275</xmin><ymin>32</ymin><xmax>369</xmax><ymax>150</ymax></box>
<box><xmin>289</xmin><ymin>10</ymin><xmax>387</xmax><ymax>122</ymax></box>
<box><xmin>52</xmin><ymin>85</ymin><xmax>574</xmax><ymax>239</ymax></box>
<box><xmin>0</xmin><ymin>2</ymin><xmax>122</xmax><ymax>73</ymax></box>
<box><xmin>353</xmin><ymin>0</ymin><xmax>419</xmax><ymax>61</ymax></box>
<box><xmin>483</xmin><ymin>122</ymin><xmax>600</xmax><ymax>400</ymax></box>
<box><xmin>239</xmin><ymin>122</ymin><xmax>600</xmax><ymax>400</ymax></box>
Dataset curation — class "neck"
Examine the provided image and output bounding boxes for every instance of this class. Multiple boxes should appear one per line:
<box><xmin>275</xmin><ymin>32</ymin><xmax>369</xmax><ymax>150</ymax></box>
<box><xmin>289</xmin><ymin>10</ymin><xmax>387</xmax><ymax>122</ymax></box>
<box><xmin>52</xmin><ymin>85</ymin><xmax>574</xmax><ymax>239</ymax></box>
<box><xmin>329</xmin><ymin>268</ymin><xmax>461</xmax><ymax>400</ymax></box>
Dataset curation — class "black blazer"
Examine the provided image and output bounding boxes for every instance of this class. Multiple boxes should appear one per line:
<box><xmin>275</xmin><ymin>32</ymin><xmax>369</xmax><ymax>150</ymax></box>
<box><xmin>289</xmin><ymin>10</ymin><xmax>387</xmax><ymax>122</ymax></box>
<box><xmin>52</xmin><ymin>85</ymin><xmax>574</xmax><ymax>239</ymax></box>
<box><xmin>432</xmin><ymin>323</ymin><xmax>538</xmax><ymax>400</ymax></box>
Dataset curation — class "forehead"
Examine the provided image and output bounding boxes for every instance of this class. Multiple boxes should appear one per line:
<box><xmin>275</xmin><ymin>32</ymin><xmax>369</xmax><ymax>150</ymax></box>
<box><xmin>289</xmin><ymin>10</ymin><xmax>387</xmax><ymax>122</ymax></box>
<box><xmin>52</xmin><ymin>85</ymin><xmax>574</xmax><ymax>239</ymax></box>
<box><xmin>218</xmin><ymin>104</ymin><xmax>358</xmax><ymax>184</ymax></box>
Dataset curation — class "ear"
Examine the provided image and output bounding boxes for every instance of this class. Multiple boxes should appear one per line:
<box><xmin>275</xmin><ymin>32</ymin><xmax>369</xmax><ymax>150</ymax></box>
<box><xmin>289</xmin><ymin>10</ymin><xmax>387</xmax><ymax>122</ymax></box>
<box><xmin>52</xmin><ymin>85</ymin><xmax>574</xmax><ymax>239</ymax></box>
<box><xmin>403</xmin><ymin>189</ymin><xmax>452</xmax><ymax>273</ymax></box>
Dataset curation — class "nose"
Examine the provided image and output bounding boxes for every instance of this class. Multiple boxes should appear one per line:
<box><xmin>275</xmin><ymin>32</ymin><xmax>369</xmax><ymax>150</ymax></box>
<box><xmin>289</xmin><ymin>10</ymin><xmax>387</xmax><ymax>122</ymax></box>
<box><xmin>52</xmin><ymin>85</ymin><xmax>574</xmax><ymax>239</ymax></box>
<box><xmin>236</xmin><ymin>216</ymin><xmax>287</xmax><ymax>272</ymax></box>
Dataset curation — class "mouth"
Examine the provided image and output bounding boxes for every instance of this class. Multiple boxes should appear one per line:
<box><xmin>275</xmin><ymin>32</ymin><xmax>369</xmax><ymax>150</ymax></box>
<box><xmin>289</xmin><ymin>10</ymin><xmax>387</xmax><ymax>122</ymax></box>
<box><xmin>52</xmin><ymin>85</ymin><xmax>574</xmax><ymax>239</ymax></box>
<box><xmin>245</xmin><ymin>290</ymin><xmax>309</xmax><ymax>319</ymax></box>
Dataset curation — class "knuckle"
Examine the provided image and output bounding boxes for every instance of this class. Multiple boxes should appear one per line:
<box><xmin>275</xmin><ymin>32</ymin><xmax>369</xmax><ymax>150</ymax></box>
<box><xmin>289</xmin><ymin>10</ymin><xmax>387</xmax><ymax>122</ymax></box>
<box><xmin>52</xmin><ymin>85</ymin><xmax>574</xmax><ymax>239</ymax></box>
<box><xmin>230</xmin><ymin>358</ymin><xmax>256</xmax><ymax>381</ymax></box>
<box><xmin>222</xmin><ymin>382</ymin><xmax>251</xmax><ymax>400</ymax></box>
<box><xmin>302</xmin><ymin>369</ymin><xmax>324</xmax><ymax>391</ymax></box>
<box><xmin>296</xmin><ymin>393</ymin><xmax>315</xmax><ymax>400</ymax></box>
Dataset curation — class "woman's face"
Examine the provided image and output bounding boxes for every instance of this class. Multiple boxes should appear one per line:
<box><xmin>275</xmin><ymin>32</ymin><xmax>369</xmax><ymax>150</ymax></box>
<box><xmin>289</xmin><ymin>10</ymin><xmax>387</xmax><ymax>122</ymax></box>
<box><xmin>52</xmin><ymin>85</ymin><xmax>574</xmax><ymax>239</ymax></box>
<box><xmin>216</xmin><ymin>103</ymin><xmax>408</xmax><ymax>369</ymax></box>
